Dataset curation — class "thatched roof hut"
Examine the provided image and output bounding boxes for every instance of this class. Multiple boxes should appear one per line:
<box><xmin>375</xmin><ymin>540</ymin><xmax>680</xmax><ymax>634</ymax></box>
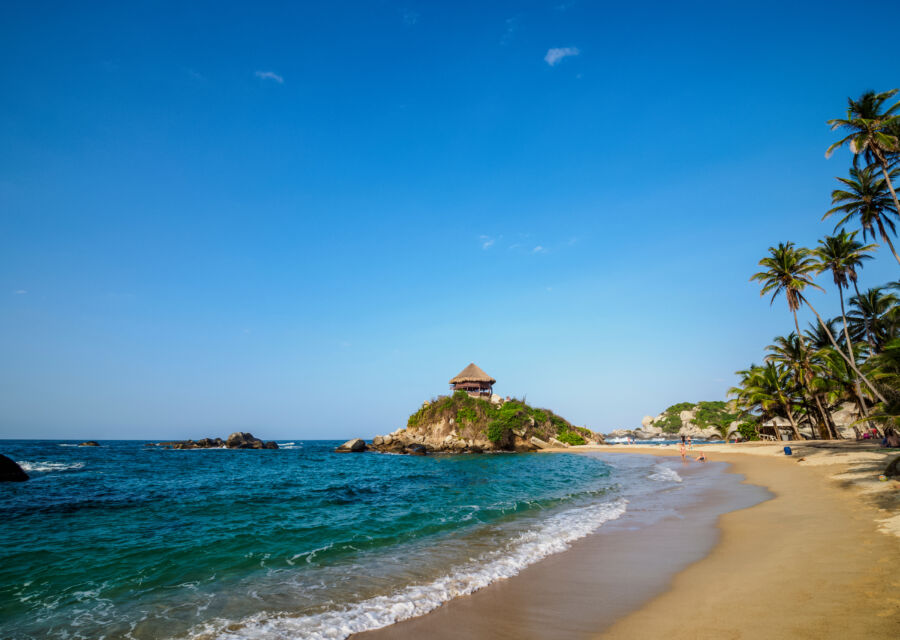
<box><xmin>450</xmin><ymin>363</ymin><xmax>495</xmax><ymax>397</ymax></box>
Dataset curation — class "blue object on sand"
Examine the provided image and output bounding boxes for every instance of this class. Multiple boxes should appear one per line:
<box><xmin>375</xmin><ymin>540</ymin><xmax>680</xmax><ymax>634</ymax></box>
<box><xmin>784</xmin><ymin>446</ymin><xmax>792</xmax><ymax>456</ymax></box>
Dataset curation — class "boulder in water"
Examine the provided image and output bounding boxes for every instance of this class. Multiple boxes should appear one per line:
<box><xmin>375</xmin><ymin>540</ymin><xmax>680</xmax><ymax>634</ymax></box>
<box><xmin>335</xmin><ymin>438</ymin><xmax>367</xmax><ymax>453</ymax></box>
<box><xmin>0</xmin><ymin>454</ymin><xmax>28</xmax><ymax>482</ymax></box>
<box><xmin>78</xmin><ymin>441</ymin><xmax>99</xmax><ymax>447</ymax></box>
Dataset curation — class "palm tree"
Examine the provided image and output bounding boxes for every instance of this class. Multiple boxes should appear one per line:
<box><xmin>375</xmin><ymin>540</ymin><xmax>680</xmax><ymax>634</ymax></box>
<box><xmin>814</xmin><ymin>231</ymin><xmax>877</xmax><ymax>422</ymax></box>
<box><xmin>864</xmin><ymin>338</ymin><xmax>900</xmax><ymax>428</ymax></box>
<box><xmin>848</xmin><ymin>287</ymin><xmax>899</xmax><ymax>351</ymax></box>
<box><xmin>826</xmin><ymin>89</ymin><xmax>900</xmax><ymax>217</ymax></box>
<box><xmin>751</xmin><ymin>242</ymin><xmax>887</xmax><ymax>404</ymax></box>
<box><xmin>804</xmin><ymin>318</ymin><xmax>843</xmax><ymax>351</ymax></box>
<box><xmin>767</xmin><ymin>333</ymin><xmax>831</xmax><ymax>438</ymax></box>
<box><xmin>824</xmin><ymin>166</ymin><xmax>900</xmax><ymax>265</ymax></box>
<box><xmin>729</xmin><ymin>363</ymin><xmax>801</xmax><ymax>440</ymax></box>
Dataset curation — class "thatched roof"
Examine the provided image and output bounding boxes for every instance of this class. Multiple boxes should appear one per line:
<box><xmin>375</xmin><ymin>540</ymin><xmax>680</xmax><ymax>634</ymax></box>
<box><xmin>450</xmin><ymin>363</ymin><xmax>496</xmax><ymax>385</ymax></box>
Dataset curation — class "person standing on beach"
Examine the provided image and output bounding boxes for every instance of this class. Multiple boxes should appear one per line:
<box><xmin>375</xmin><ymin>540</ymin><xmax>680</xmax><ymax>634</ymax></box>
<box><xmin>679</xmin><ymin>441</ymin><xmax>687</xmax><ymax>462</ymax></box>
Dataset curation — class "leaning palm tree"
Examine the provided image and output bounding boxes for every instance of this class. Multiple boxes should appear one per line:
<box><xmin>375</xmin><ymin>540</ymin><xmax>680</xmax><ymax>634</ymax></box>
<box><xmin>826</xmin><ymin>89</ymin><xmax>900</xmax><ymax>217</ymax></box>
<box><xmin>824</xmin><ymin>166</ymin><xmax>900</xmax><ymax>265</ymax></box>
<box><xmin>751</xmin><ymin>242</ymin><xmax>887</xmax><ymax>404</ymax></box>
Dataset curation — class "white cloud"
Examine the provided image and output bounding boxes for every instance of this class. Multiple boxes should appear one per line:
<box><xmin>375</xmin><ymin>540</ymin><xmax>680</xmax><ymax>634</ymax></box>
<box><xmin>479</xmin><ymin>235</ymin><xmax>495</xmax><ymax>250</ymax></box>
<box><xmin>254</xmin><ymin>70</ymin><xmax>284</xmax><ymax>84</ymax></box>
<box><xmin>13</xmin><ymin>289</ymin><xmax>27</xmax><ymax>294</ymax></box>
<box><xmin>544</xmin><ymin>47</ymin><xmax>579</xmax><ymax>66</ymax></box>
<box><xmin>533</xmin><ymin>245</ymin><xmax>546</xmax><ymax>253</ymax></box>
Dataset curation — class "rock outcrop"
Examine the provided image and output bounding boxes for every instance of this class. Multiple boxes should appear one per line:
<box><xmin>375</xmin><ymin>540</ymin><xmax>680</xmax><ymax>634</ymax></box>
<box><xmin>153</xmin><ymin>433</ymin><xmax>278</xmax><ymax>450</ymax></box>
<box><xmin>335</xmin><ymin>438</ymin><xmax>367</xmax><ymax>453</ymax></box>
<box><xmin>78</xmin><ymin>441</ymin><xmax>100</xmax><ymax>447</ymax></box>
<box><xmin>368</xmin><ymin>392</ymin><xmax>605</xmax><ymax>455</ymax></box>
<box><xmin>0</xmin><ymin>454</ymin><xmax>29</xmax><ymax>482</ymax></box>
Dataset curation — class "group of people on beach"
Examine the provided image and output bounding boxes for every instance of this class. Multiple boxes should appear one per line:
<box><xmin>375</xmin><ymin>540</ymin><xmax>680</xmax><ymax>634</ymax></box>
<box><xmin>679</xmin><ymin>434</ymin><xmax>706</xmax><ymax>463</ymax></box>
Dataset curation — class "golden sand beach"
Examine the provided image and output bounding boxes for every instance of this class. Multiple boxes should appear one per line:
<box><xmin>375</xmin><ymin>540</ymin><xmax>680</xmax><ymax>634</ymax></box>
<box><xmin>359</xmin><ymin>442</ymin><xmax>900</xmax><ymax>640</ymax></box>
<box><xmin>587</xmin><ymin>442</ymin><xmax>900</xmax><ymax>639</ymax></box>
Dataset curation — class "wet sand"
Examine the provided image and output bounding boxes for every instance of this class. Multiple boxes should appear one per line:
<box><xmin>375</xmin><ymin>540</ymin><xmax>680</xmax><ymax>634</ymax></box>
<box><xmin>357</xmin><ymin>455</ymin><xmax>767</xmax><ymax>640</ymax></box>
<box><xmin>357</xmin><ymin>444</ymin><xmax>900</xmax><ymax>640</ymax></box>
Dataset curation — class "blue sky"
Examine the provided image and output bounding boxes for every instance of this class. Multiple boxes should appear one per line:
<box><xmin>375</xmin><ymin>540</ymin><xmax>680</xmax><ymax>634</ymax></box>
<box><xmin>2</xmin><ymin>1</ymin><xmax>899</xmax><ymax>439</ymax></box>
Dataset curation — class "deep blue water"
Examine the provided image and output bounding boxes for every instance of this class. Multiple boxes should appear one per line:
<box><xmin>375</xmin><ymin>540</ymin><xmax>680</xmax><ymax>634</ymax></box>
<box><xmin>0</xmin><ymin>440</ymin><xmax>645</xmax><ymax>640</ymax></box>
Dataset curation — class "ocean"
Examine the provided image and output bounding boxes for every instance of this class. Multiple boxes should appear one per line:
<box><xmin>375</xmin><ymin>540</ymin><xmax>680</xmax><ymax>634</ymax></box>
<box><xmin>0</xmin><ymin>440</ymin><xmax>743</xmax><ymax>640</ymax></box>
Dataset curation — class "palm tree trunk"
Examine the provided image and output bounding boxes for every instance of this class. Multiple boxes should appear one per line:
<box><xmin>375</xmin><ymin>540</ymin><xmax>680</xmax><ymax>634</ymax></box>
<box><xmin>793</xmin><ymin>310</ymin><xmax>830</xmax><ymax>439</ymax></box>
<box><xmin>833</xmin><ymin>286</ymin><xmax>864</xmax><ymax>439</ymax></box>
<box><xmin>851</xmin><ymin>280</ymin><xmax>876</xmax><ymax>350</ymax></box>
<box><xmin>814</xmin><ymin>393</ymin><xmax>834</xmax><ymax>440</ymax></box>
<box><xmin>876</xmin><ymin>216</ymin><xmax>900</xmax><ymax>267</ymax></box>
<box><xmin>799</xmin><ymin>396</ymin><xmax>819</xmax><ymax>438</ymax></box>
<box><xmin>875</xmin><ymin>149</ymin><xmax>900</xmax><ymax>231</ymax></box>
<box><xmin>801</xmin><ymin>297</ymin><xmax>888</xmax><ymax>404</ymax></box>
<box><xmin>783</xmin><ymin>402</ymin><xmax>801</xmax><ymax>440</ymax></box>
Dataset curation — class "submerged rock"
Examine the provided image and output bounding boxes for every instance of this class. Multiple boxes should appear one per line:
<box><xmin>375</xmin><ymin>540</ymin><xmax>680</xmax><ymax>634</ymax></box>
<box><xmin>335</xmin><ymin>438</ymin><xmax>367</xmax><ymax>453</ymax></box>
<box><xmin>0</xmin><ymin>454</ymin><xmax>29</xmax><ymax>482</ymax></box>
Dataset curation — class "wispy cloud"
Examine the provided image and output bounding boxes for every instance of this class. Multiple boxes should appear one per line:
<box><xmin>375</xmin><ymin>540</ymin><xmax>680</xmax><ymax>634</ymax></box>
<box><xmin>501</xmin><ymin>16</ymin><xmax>520</xmax><ymax>45</ymax></box>
<box><xmin>254</xmin><ymin>70</ymin><xmax>284</xmax><ymax>84</ymax></box>
<box><xmin>185</xmin><ymin>68</ymin><xmax>205</xmax><ymax>81</ymax></box>
<box><xmin>13</xmin><ymin>289</ymin><xmax>27</xmax><ymax>295</ymax></box>
<box><xmin>532</xmin><ymin>245</ymin><xmax>546</xmax><ymax>254</ymax></box>
<box><xmin>544</xmin><ymin>47</ymin><xmax>579</xmax><ymax>66</ymax></box>
<box><xmin>479</xmin><ymin>235</ymin><xmax>496</xmax><ymax>250</ymax></box>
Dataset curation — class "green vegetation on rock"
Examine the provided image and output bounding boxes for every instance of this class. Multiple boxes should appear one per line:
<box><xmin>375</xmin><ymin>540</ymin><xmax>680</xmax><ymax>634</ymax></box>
<box><xmin>652</xmin><ymin>401</ymin><xmax>740</xmax><ymax>434</ymax></box>
<box><xmin>406</xmin><ymin>390</ymin><xmax>592</xmax><ymax>449</ymax></box>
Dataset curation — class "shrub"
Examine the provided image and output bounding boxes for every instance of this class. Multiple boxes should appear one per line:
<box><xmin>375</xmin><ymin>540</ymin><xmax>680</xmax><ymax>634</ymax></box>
<box><xmin>556</xmin><ymin>430</ymin><xmax>586</xmax><ymax>446</ymax></box>
<box><xmin>737</xmin><ymin>421</ymin><xmax>760</xmax><ymax>441</ymax></box>
<box><xmin>486</xmin><ymin>420</ymin><xmax>508</xmax><ymax>443</ymax></box>
<box><xmin>456</xmin><ymin>406</ymin><xmax>477</xmax><ymax>425</ymax></box>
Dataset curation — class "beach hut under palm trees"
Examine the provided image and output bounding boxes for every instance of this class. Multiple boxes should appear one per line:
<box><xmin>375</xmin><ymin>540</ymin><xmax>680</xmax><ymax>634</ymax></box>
<box><xmin>450</xmin><ymin>363</ymin><xmax>496</xmax><ymax>398</ymax></box>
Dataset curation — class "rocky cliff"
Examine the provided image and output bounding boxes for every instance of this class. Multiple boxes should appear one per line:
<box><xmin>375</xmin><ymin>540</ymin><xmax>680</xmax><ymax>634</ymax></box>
<box><xmin>609</xmin><ymin>401</ymin><xmax>740</xmax><ymax>440</ymax></box>
<box><xmin>369</xmin><ymin>391</ymin><xmax>604</xmax><ymax>454</ymax></box>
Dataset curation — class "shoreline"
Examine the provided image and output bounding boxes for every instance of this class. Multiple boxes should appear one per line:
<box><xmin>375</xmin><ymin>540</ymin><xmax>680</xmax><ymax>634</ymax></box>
<box><xmin>581</xmin><ymin>442</ymin><xmax>900</xmax><ymax>638</ymax></box>
<box><xmin>590</xmin><ymin>443</ymin><xmax>900</xmax><ymax>639</ymax></box>
<box><xmin>356</xmin><ymin>453</ymin><xmax>768</xmax><ymax>640</ymax></box>
<box><xmin>359</xmin><ymin>442</ymin><xmax>900</xmax><ymax>639</ymax></box>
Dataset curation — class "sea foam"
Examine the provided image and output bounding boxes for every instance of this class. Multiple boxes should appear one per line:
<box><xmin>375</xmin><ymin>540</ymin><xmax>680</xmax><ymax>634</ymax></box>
<box><xmin>184</xmin><ymin>498</ymin><xmax>628</xmax><ymax>640</ymax></box>
<box><xmin>648</xmin><ymin>465</ymin><xmax>683</xmax><ymax>483</ymax></box>
<box><xmin>17</xmin><ymin>461</ymin><xmax>85</xmax><ymax>473</ymax></box>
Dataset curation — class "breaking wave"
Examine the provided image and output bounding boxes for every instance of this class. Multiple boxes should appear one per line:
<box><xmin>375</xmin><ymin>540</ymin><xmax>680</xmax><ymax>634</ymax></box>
<box><xmin>184</xmin><ymin>498</ymin><xmax>628</xmax><ymax>640</ymax></box>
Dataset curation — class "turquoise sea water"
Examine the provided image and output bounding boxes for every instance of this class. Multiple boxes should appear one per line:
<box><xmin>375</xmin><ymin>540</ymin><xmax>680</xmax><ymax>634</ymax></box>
<box><xmin>0</xmin><ymin>441</ymin><xmax>688</xmax><ymax>640</ymax></box>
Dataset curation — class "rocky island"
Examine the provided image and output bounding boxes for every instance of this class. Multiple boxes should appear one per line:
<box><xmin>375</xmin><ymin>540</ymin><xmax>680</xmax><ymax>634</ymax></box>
<box><xmin>152</xmin><ymin>432</ymin><xmax>278</xmax><ymax>450</ymax></box>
